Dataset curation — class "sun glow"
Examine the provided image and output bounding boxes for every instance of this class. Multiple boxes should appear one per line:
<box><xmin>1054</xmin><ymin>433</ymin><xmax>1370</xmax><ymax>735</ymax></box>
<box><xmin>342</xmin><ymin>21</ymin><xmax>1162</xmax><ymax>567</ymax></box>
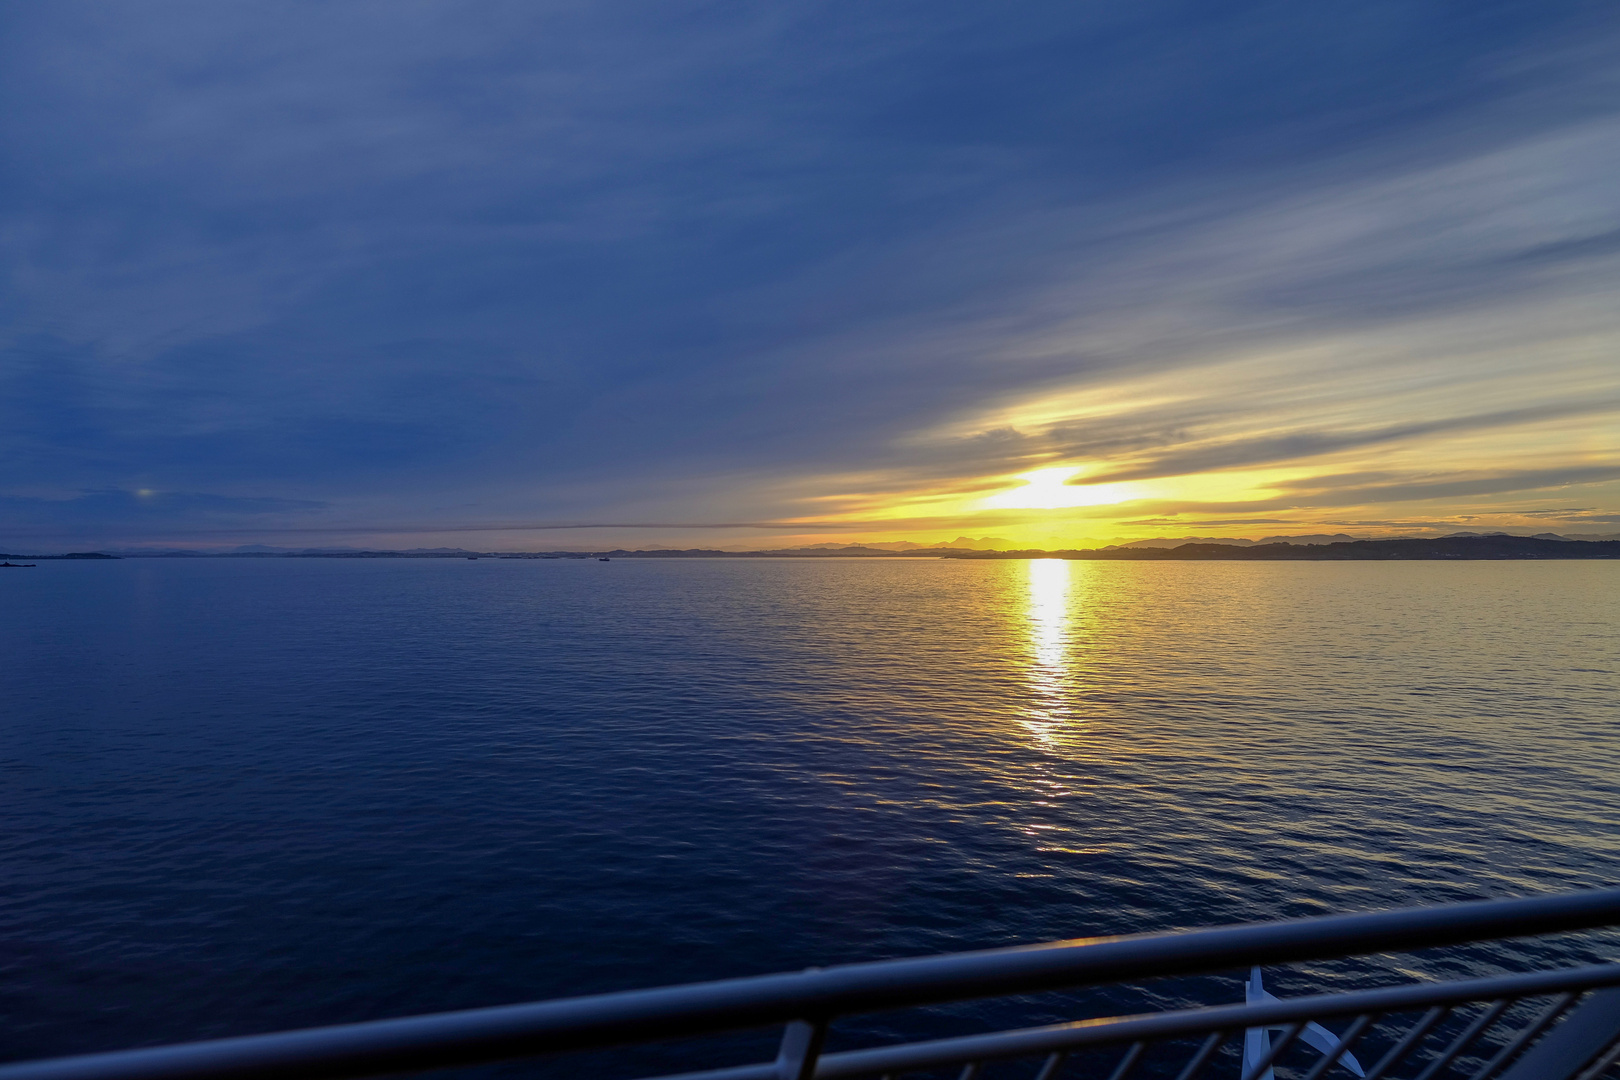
<box><xmin>981</xmin><ymin>467</ymin><xmax>1143</xmax><ymax>511</ymax></box>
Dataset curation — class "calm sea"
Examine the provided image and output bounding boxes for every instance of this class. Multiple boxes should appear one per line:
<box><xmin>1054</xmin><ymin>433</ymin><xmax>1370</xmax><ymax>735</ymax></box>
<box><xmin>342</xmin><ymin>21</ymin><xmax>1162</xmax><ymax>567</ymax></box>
<box><xmin>3</xmin><ymin>558</ymin><xmax>1619</xmax><ymax>1076</ymax></box>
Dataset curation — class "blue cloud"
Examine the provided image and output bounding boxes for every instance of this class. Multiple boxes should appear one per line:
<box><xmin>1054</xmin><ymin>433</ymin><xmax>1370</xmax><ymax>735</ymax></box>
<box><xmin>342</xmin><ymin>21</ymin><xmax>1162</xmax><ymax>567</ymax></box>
<box><xmin>0</xmin><ymin>490</ymin><xmax>327</xmax><ymax>541</ymax></box>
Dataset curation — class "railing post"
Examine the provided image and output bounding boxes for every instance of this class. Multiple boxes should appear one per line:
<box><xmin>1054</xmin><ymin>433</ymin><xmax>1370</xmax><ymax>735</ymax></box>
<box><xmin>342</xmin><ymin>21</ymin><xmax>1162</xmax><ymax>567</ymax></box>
<box><xmin>1034</xmin><ymin>1049</ymin><xmax>1069</xmax><ymax>1080</ymax></box>
<box><xmin>776</xmin><ymin>1018</ymin><xmax>828</xmax><ymax>1080</ymax></box>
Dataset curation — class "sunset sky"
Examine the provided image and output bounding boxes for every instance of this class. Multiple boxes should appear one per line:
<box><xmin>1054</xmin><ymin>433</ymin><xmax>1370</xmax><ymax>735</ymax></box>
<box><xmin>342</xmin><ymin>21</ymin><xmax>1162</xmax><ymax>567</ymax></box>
<box><xmin>4</xmin><ymin>2</ymin><xmax>1619</xmax><ymax>550</ymax></box>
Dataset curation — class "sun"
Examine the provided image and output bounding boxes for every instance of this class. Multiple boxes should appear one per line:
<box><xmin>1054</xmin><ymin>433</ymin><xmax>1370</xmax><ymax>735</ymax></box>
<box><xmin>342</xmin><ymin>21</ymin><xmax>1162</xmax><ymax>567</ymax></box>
<box><xmin>980</xmin><ymin>467</ymin><xmax>1144</xmax><ymax>510</ymax></box>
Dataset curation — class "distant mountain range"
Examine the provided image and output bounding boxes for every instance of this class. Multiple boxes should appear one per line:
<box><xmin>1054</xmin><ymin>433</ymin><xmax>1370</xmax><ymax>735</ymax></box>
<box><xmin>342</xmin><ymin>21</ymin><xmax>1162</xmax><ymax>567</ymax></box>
<box><xmin>9</xmin><ymin>531</ymin><xmax>1620</xmax><ymax>560</ymax></box>
<box><xmin>85</xmin><ymin>538</ymin><xmax>1022</xmax><ymax>557</ymax></box>
<box><xmin>1110</xmin><ymin>533</ymin><xmax>1361</xmax><ymax>548</ymax></box>
<box><xmin>789</xmin><ymin>535</ymin><xmax>1015</xmax><ymax>551</ymax></box>
<box><xmin>1102</xmin><ymin>531</ymin><xmax>1620</xmax><ymax>548</ymax></box>
<box><xmin>0</xmin><ymin>551</ymin><xmax>119</xmax><ymax>560</ymax></box>
<box><xmin>942</xmin><ymin>535</ymin><xmax>1620</xmax><ymax>561</ymax></box>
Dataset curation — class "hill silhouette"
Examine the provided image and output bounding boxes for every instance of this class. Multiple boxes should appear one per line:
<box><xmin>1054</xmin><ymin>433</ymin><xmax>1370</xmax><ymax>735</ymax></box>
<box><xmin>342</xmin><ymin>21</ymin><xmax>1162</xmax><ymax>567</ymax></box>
<box><xmin>942</xmin><ymin>535</ymin><xmax>1620</xmax><ymax>561</ymax></box>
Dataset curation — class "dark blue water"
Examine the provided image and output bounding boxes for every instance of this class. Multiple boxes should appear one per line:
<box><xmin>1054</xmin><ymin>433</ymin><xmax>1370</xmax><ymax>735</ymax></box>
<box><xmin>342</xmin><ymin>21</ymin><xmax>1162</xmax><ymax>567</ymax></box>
<box><xmin>3</xmin><ymin>558</ymin><xmax>1618</xmax><ymax>1076</ymax></box>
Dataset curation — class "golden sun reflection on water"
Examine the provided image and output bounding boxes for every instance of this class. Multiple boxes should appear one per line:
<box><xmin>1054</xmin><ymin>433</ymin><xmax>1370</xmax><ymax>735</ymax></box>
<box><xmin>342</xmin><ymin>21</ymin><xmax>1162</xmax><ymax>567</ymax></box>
<box><xmin>1021</xmin><ymin>558</ymin><xmax>1072</xmax><ymax>743</ymax></box>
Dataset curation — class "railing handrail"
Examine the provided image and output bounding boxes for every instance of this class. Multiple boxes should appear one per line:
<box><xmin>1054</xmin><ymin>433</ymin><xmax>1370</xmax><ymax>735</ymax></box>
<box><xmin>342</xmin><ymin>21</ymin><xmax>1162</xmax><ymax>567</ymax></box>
<box><xmin>653</xmin><ymin>963</ymin><xmax>1620</xmax><ymax>1080</ymax></box>
<box><xmin>5</xmin><ymin>888</ymin><xmax>1620</xmax><ymax>1080</ymax></box>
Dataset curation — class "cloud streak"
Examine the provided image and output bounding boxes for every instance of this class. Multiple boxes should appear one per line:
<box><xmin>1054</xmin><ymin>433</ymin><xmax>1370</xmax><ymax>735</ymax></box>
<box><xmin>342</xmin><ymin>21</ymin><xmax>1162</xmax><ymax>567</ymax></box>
<box><xmin>1071</xmin><ymin>400</ymin><xmax>1620</xmax><ymax>487</ymax></box>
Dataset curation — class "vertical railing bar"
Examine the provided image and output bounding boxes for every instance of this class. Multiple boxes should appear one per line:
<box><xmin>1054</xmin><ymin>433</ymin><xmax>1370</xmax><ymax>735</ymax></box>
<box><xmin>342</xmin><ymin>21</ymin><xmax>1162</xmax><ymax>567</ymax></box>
<box><xmin>1300</xmin><ymin>1013</ymin><xmax>1378</xmax><ymax>1080</ymax></box>
<box><xmin>1033</xmin><ymin>1049</ymin><xmax>1069</xmax><ymax>1080</ymax></box>
<box><xmin>1104</xmin><ymin>1040</ymin><xmax>1148</xmax><ymax>1080</ymax></box>
<box><xmin>1467</xmin><ymin>992</ymin><xmax>1580</xmax><ymax>1080</ymax></box>
<box><xmin>1573</xmin><ymin>1033</ymin><xmax>1620</xmax><ymax>1080</ymax></box>
<box><xmin>775</xmin><ymin>1017</ymin><xmax>828</xmax><ymax>1080</ymax></box>
<box><xmin>1413</xmin><ymin>999</ymin><xmax>1514</xmax><ymax>1080</ymax></box>
<box><xmin>1175</xmin><ymin>1030</ymin><xmax>1229</xmax><ymax>1080</ymax></box>
<box><xmin>1242</xmin><ymin>1021</ymin><xmax>1306</xmax><ymax>1080</ymax></box>
<box><xmin>1365</xmin><ymin>1006</ymin><xmax>1452</xmax><ymax>1080</ymax></box>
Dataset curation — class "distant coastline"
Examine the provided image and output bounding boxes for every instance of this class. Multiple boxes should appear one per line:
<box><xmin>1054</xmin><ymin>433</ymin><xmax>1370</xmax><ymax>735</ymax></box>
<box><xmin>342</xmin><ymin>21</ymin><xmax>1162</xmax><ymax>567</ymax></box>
<box><xmin>0</xmin><ymin>551</ymin><xmax>121</xmax><ymax>560</ymax></box>
<box><xmin>940</xmin><ymin>535</ymin><xmax>1620</xmax><ymax>560</ymax></box>
<box><xmin>6</xmin><ymin>535</ymin><xmax>1620</xmax><ymax>560</ymax></box>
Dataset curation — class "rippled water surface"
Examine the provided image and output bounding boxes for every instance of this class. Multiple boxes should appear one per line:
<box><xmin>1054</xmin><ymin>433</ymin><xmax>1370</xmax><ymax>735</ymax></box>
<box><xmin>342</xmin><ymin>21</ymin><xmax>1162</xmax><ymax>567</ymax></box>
<box><xmin>3</xmin><ymin>558</ymin><xmax>1618</xmax><ymax>1071</ymax></box>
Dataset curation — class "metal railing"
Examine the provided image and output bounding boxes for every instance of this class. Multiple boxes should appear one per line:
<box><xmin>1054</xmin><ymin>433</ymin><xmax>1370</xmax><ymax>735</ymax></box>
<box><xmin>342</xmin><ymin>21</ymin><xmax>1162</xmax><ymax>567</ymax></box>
<box><xmin>5</xmin><ymin>889</ymin><xmax>1620</xmax><ymax>1080</ymax></box>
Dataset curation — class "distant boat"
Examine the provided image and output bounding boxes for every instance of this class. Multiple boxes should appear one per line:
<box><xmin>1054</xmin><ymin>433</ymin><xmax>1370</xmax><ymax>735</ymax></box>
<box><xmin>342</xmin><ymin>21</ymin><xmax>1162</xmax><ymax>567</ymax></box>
<box><xmin>1244</xmin><ymin>967</ymin><xmax>1363</xmax><ymax>1080</ymax></box>
<box><xmin>598</xmin><ymin>557</ymin><xmax>611</xmax><ymax>562</ymax></box>
<box><xmin>0</xmin><ymin>561</ymin><xmax>36</xmax><ymax>568</ymax></box>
